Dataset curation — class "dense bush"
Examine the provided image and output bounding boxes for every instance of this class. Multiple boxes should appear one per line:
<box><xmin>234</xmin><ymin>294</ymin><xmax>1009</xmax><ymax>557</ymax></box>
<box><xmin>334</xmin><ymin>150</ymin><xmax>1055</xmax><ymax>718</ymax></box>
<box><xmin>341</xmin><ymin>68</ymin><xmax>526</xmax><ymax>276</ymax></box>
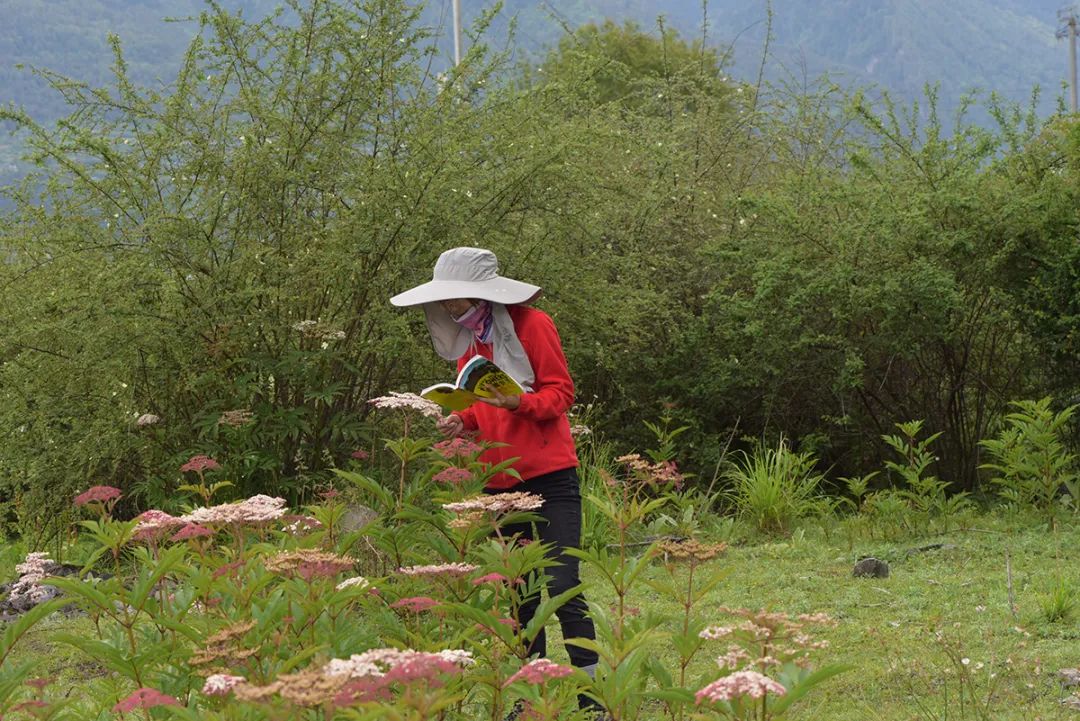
<box><xmin>1</xmin><ymin>0</ymin><xmax>1079</xmax><ymax>540</ymax></box>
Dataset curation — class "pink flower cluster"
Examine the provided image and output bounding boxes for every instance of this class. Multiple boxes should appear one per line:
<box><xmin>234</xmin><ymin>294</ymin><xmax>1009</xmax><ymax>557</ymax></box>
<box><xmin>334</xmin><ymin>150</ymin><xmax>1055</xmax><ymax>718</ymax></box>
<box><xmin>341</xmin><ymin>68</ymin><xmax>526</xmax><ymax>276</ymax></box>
<box><xmin>180</xmin><ymin>455</ymin><xmax>221</xmax><ymax>473</ymax></box>
<box><xmin>433</xmin><ymin>437</ymin><xmax>484</xmax><ymax>458</ymax></box>
<box><xmin>172</xmin><ymin>523</ymin><xmax>213</xmax><ymax>541</ymax></box>
<box><xmin>433</xmin><ymin>467</ymin><xmax>473</xmax><ymax>485</ymax></box>
<box><xmin>472</xmin><ymin>572</ymin><xmax>511</xmax><ymax>586</ymax></box>
<box><xmin>332</xmin><ymin>651</ymin><xmax>466</xmax><ymax>705</ymax></box>
<box><xmin>390</xmin><ymin>596</ymin><xmax>440</xmax><ymax>613</ymax></box>
<box><xmin>443</xmin><ymin>492</ymin><xmax>544</xmax><ymax>515</ymax></box>
<box><xmin>398</xmin><ymin>562</ymin><xmax>478</xmax><ymax>578</ymax></box>
<box><xmin>695</xmin><ymin>670</ymin><xmax>786</xmax><ymax>704</ymax></box>
<box><xmin>716</xmin><ymin>645</ymin><xmax>752</xmax><ymax>670</ymax></box>
<box><xmin>181</xmin><ymin>495</ymin><xmax>286</xmax><ymax>524</ymax></box>
<box><xmin>504</xmin><ymin>658</ymin><xmax>575</xmax><ymax>686</ymax></box>
<box><xmin>368</xmin><ymin>392</ymin><xmax>442</xmax><ymax>419</ymax></box>
<box><xmin>74</xmin><ymin>485</ymin><xmax>122</xmax><ymax>507</ymax></box>
<box><xmin>350</xmin><ymin>449</ymin><xmax>370</xmax><ymax>460</ymax></box>
<box><xmin>113</xmin><ymin>687</ymin><xmax>180</xmax><ymax>712</ymax></box>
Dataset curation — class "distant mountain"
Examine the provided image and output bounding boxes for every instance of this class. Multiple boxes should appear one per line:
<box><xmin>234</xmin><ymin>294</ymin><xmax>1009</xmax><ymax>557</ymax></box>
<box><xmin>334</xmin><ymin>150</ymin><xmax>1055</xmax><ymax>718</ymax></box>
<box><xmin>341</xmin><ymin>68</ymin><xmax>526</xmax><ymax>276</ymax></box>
<box><xmin>0</xmin><ymin>0</ymin><xmax>1073</xmax><ymax>184</ymax></box>
<box><xmin>458</xmin><ymin>0</ymin><xmax>1068</xmax><ymax>119</ymax></box>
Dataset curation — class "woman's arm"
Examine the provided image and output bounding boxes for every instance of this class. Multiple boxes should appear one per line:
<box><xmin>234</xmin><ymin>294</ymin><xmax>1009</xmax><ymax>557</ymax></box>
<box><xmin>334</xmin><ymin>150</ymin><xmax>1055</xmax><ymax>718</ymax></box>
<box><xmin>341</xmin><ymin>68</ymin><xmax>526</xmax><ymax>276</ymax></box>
<box><xmin>513</xmin><ymin>311</ymin><xmax>575</xmax><ymax>422</ymax></box>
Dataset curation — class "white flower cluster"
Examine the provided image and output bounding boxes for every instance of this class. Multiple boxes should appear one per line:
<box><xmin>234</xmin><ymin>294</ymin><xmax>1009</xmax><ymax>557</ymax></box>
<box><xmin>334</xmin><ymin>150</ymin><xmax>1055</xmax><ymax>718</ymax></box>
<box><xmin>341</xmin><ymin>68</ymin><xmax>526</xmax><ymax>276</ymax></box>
<box><xmin>8</xmin><ymin>552</ymin><xmax>62</xmax><ymax>612</ymax></box>
<box><xmin>202</xmin><ymin>673</ymin><xmax>245</xmax><ymax>696</ymax></box>
<box><xmin>323</xmin><ymin>648</ymin><xmax>474</xmax><ymax>679</ymax></box>
<box><xmin>368</xmin><ymin>392</ymin><xmax>442</xmax><ymax>419</ymax></box>
<box><xmin>398</xmin><ymin>562</ymin><xmax>478</xmax><ymax>577</ymax></box>
<box><xmin>335</xmin><ymin>576</ymin><xmax>371</xmax><ymax>591</ymax></box>
<box><xmin>181</xmin><ymin>495</ymin><xmax>287</xmax><ymax>525</ymax></box>
<box><xmin>443</xmin><ymin>492</ymin><xmax>544</xmax><ymax>515</ymax></box>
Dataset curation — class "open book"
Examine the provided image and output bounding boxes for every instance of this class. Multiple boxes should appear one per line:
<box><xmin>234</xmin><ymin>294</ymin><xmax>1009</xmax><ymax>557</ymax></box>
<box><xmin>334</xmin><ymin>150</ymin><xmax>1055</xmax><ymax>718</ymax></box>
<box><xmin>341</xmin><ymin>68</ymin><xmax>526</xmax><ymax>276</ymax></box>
<box><xmin>421</xmin><ymin>355</ymin><xmax>525</xmax><ymax>411</ymax></box>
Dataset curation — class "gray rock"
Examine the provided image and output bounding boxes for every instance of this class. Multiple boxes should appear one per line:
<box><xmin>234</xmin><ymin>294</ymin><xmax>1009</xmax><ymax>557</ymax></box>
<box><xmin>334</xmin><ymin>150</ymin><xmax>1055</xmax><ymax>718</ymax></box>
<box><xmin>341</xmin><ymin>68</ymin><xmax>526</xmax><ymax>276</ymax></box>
<box><xmin>1061</xmin><ymin>668</ymin><xmax>1080</xmax><ymax>688</ymax></box>
<box><xmin>339</xmin><ymin>504</ymin><xmax>377</xmax><ymax>534</ymax></box>
<box><xmin>853</xmin><ymin>557</ymin><xmax>890</xmax><ymax>578</ymax></box>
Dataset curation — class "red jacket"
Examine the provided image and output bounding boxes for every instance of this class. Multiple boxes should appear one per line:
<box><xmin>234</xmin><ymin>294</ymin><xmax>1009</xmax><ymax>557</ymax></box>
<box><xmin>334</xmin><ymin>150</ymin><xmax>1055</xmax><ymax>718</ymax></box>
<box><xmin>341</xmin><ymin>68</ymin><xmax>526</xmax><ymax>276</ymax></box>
<box><xmin>454</xmin><ymin>305</ymin><xmax>578</xmax><ymax>489</ymax></box>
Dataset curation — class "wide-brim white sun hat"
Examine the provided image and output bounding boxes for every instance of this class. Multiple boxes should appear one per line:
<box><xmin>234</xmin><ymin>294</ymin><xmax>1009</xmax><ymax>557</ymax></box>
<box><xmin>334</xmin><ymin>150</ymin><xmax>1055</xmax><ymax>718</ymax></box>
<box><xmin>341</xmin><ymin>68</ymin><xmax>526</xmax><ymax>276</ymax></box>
<box><xmin>390</xmin><ymin>247</ymin><xmax>542</xmax><ymax>376</ymax></box>
<box><xmin>389</xmin><ymin>247</ymin><xmax>541</xmax><ymax>307</ymax></box>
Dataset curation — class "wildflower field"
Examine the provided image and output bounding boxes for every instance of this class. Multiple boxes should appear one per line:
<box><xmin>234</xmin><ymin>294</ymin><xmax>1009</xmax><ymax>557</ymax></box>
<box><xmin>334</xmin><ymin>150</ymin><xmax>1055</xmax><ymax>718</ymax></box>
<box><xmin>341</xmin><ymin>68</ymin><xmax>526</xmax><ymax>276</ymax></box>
<box><xmin>2</xmin><ymin>396</ymin><xmax>1080</xmax><ymax>721</ymax></box>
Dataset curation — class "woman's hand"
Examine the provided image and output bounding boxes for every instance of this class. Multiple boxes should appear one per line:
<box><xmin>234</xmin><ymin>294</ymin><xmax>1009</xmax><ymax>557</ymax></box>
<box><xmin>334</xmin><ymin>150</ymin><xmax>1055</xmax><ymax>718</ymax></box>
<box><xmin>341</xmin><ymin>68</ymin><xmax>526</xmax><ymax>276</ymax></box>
<box><xmin>437</xmin><ymin>414</ymin><xmax>465</xmax><ymax>437</ymax></box>
<box><xmin>478</xmin><ymin>389</ymin><xmax>521</xmax><ymax>411</ymax></box>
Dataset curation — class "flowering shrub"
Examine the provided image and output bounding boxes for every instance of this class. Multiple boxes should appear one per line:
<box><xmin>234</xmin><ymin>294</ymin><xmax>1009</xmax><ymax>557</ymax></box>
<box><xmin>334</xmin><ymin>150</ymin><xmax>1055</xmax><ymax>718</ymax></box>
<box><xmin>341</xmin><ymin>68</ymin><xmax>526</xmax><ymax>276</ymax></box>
<box><xmin>0</xmin><ymin>417</ymin><xmax>844</xmax><ymax>720</ymax></box>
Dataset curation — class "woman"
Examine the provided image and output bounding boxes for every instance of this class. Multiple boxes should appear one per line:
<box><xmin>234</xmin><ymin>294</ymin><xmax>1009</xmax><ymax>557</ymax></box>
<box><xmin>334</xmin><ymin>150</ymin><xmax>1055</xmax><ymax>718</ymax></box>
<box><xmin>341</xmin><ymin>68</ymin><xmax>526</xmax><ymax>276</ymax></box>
<box><xmin>391</xmin><ymin>246</ymin><xmax>603</xmax><ymax>716</ymax></box>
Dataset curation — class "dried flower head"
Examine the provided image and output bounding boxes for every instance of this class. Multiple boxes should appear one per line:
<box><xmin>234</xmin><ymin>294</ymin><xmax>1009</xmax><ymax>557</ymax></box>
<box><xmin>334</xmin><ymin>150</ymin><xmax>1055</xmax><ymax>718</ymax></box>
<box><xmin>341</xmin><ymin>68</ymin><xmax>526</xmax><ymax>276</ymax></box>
<box><xmin>569</xmin><ymin>424</ymin><xmax>592</xmax><ymax>437</ymax></box>
<box><xmin>696</xmin><ymin>670</ymin><xmax>786</xmax><ymax>704</ymax></box>
<box><xmin>654</xmin><ymin>538</ymin><xmax>727</xmax><ymax>563</ymax></box>
<box><xmin>266</xmin><ymin>549</ymin><xmax>354</xmax><ymax>580</ymax></box>
<box><xmin>190</xmin><ymin>621</ymin><xmax>259</xmax><ymax>667</ymax></box>
<box><xmin>504</xmin><ymin>658</ymin><xmax>575</xmax><ymax>686</ymax></box>
<box><xmin>270</xmin><ymin>668</ymin><xmax>350</xmax><ymax>707</ymax></box>
<box><xmin>368</xmin><ymin>392</ymin><xmax>442</xmax><ymax>419</ymax></box>
<box><xmin>113</xmin><ymin>688</ymin><xmax>181</xmax><ymax>712</ymax></box>
<box><xmin>181</xmin><ymin>455</ymin><xmax>221</xmax><ymax>473</ymax></box>
<box><xmin>218</xmin><ymin>409</ymin><xmax>254</xmax><ymax>427</ymax></box>
<box><xmin>448</xmin><ymin>511</ymin><xmax>486</xmax><ymax>530</ymax></box>
<box><xmin>74</xmin><ymin>485</ymin><xmax>122</xmax><ymax>507</ymax></box>
<box><xmin>614</xmin><ymin>453</ymin><xmax>684</xmax><ymax>488</ymax></box>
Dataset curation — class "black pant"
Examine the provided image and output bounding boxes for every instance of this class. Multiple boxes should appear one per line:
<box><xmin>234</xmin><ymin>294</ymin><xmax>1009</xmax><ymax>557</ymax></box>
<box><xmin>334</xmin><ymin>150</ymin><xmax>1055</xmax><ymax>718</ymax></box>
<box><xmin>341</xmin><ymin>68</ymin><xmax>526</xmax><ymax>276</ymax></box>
<box><xmin>489</xmin><ymin>467</ymin><xmax>598</xmax><ymax>668</ymax></box>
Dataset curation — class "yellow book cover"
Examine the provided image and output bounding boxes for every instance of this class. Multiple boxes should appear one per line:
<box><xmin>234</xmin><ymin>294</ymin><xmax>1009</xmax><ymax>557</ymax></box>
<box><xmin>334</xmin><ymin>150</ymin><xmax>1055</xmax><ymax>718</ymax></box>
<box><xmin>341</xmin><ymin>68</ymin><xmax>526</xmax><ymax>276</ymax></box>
<box><xmin>421</xmin><ymin>355</ymin><xmax>525</xmax><ymax>412</ymax></box>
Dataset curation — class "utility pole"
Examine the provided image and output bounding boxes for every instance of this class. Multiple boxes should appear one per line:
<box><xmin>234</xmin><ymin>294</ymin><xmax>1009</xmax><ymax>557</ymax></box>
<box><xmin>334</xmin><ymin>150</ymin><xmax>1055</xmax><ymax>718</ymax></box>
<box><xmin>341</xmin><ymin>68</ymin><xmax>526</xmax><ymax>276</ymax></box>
<box><xmin>452</xmin><ymin>0</ymin><xmax>463</xmax><ymax>66</ymax></box>
<box><xmin>1058</xmin><ymin>6</ymin><xmax>1078</xmax><ymax>112</ymax></box>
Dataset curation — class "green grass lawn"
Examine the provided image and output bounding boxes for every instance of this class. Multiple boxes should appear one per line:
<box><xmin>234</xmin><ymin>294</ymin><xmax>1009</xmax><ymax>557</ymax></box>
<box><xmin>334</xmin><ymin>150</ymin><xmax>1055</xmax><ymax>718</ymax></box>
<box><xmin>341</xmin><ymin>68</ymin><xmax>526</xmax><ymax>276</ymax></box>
<box><xmin>4</xmin><ymin>515</ymin><xmax>1080</xmax><ymax>719</ymax></box>
<box><xmin>548</xmin><ymin>516</ymin><xmax>1080</xmax><ymax>720</ymax></box>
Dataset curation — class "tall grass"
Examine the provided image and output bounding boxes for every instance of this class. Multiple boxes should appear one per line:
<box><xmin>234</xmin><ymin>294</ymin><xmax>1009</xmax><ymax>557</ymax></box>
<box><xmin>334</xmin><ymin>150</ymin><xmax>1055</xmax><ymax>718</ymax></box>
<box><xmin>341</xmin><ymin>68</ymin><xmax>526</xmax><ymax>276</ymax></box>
<box><xmin>723</xmin><ymin>439</ymin><xmax>825</xmax><ymax>535</ymax></box>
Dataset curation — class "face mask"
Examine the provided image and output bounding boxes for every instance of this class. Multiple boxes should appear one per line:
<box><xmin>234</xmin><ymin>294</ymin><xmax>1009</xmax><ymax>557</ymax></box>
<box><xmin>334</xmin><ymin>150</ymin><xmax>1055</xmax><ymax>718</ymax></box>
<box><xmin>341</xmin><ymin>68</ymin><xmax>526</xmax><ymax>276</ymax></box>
<box><xmin>452</xmin><ymin>300</ymin><xmax>493</xmax><ymax>341</ymax></box>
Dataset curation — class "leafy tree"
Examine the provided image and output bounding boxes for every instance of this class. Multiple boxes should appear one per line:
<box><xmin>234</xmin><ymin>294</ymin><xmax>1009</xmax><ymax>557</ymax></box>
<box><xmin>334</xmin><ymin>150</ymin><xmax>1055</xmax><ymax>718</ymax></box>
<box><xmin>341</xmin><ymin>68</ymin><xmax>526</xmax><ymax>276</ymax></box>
<box><xmin>527</xmin><ymin>19</ymin><xmax>733</xmax><ymax>112</ymax></box>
